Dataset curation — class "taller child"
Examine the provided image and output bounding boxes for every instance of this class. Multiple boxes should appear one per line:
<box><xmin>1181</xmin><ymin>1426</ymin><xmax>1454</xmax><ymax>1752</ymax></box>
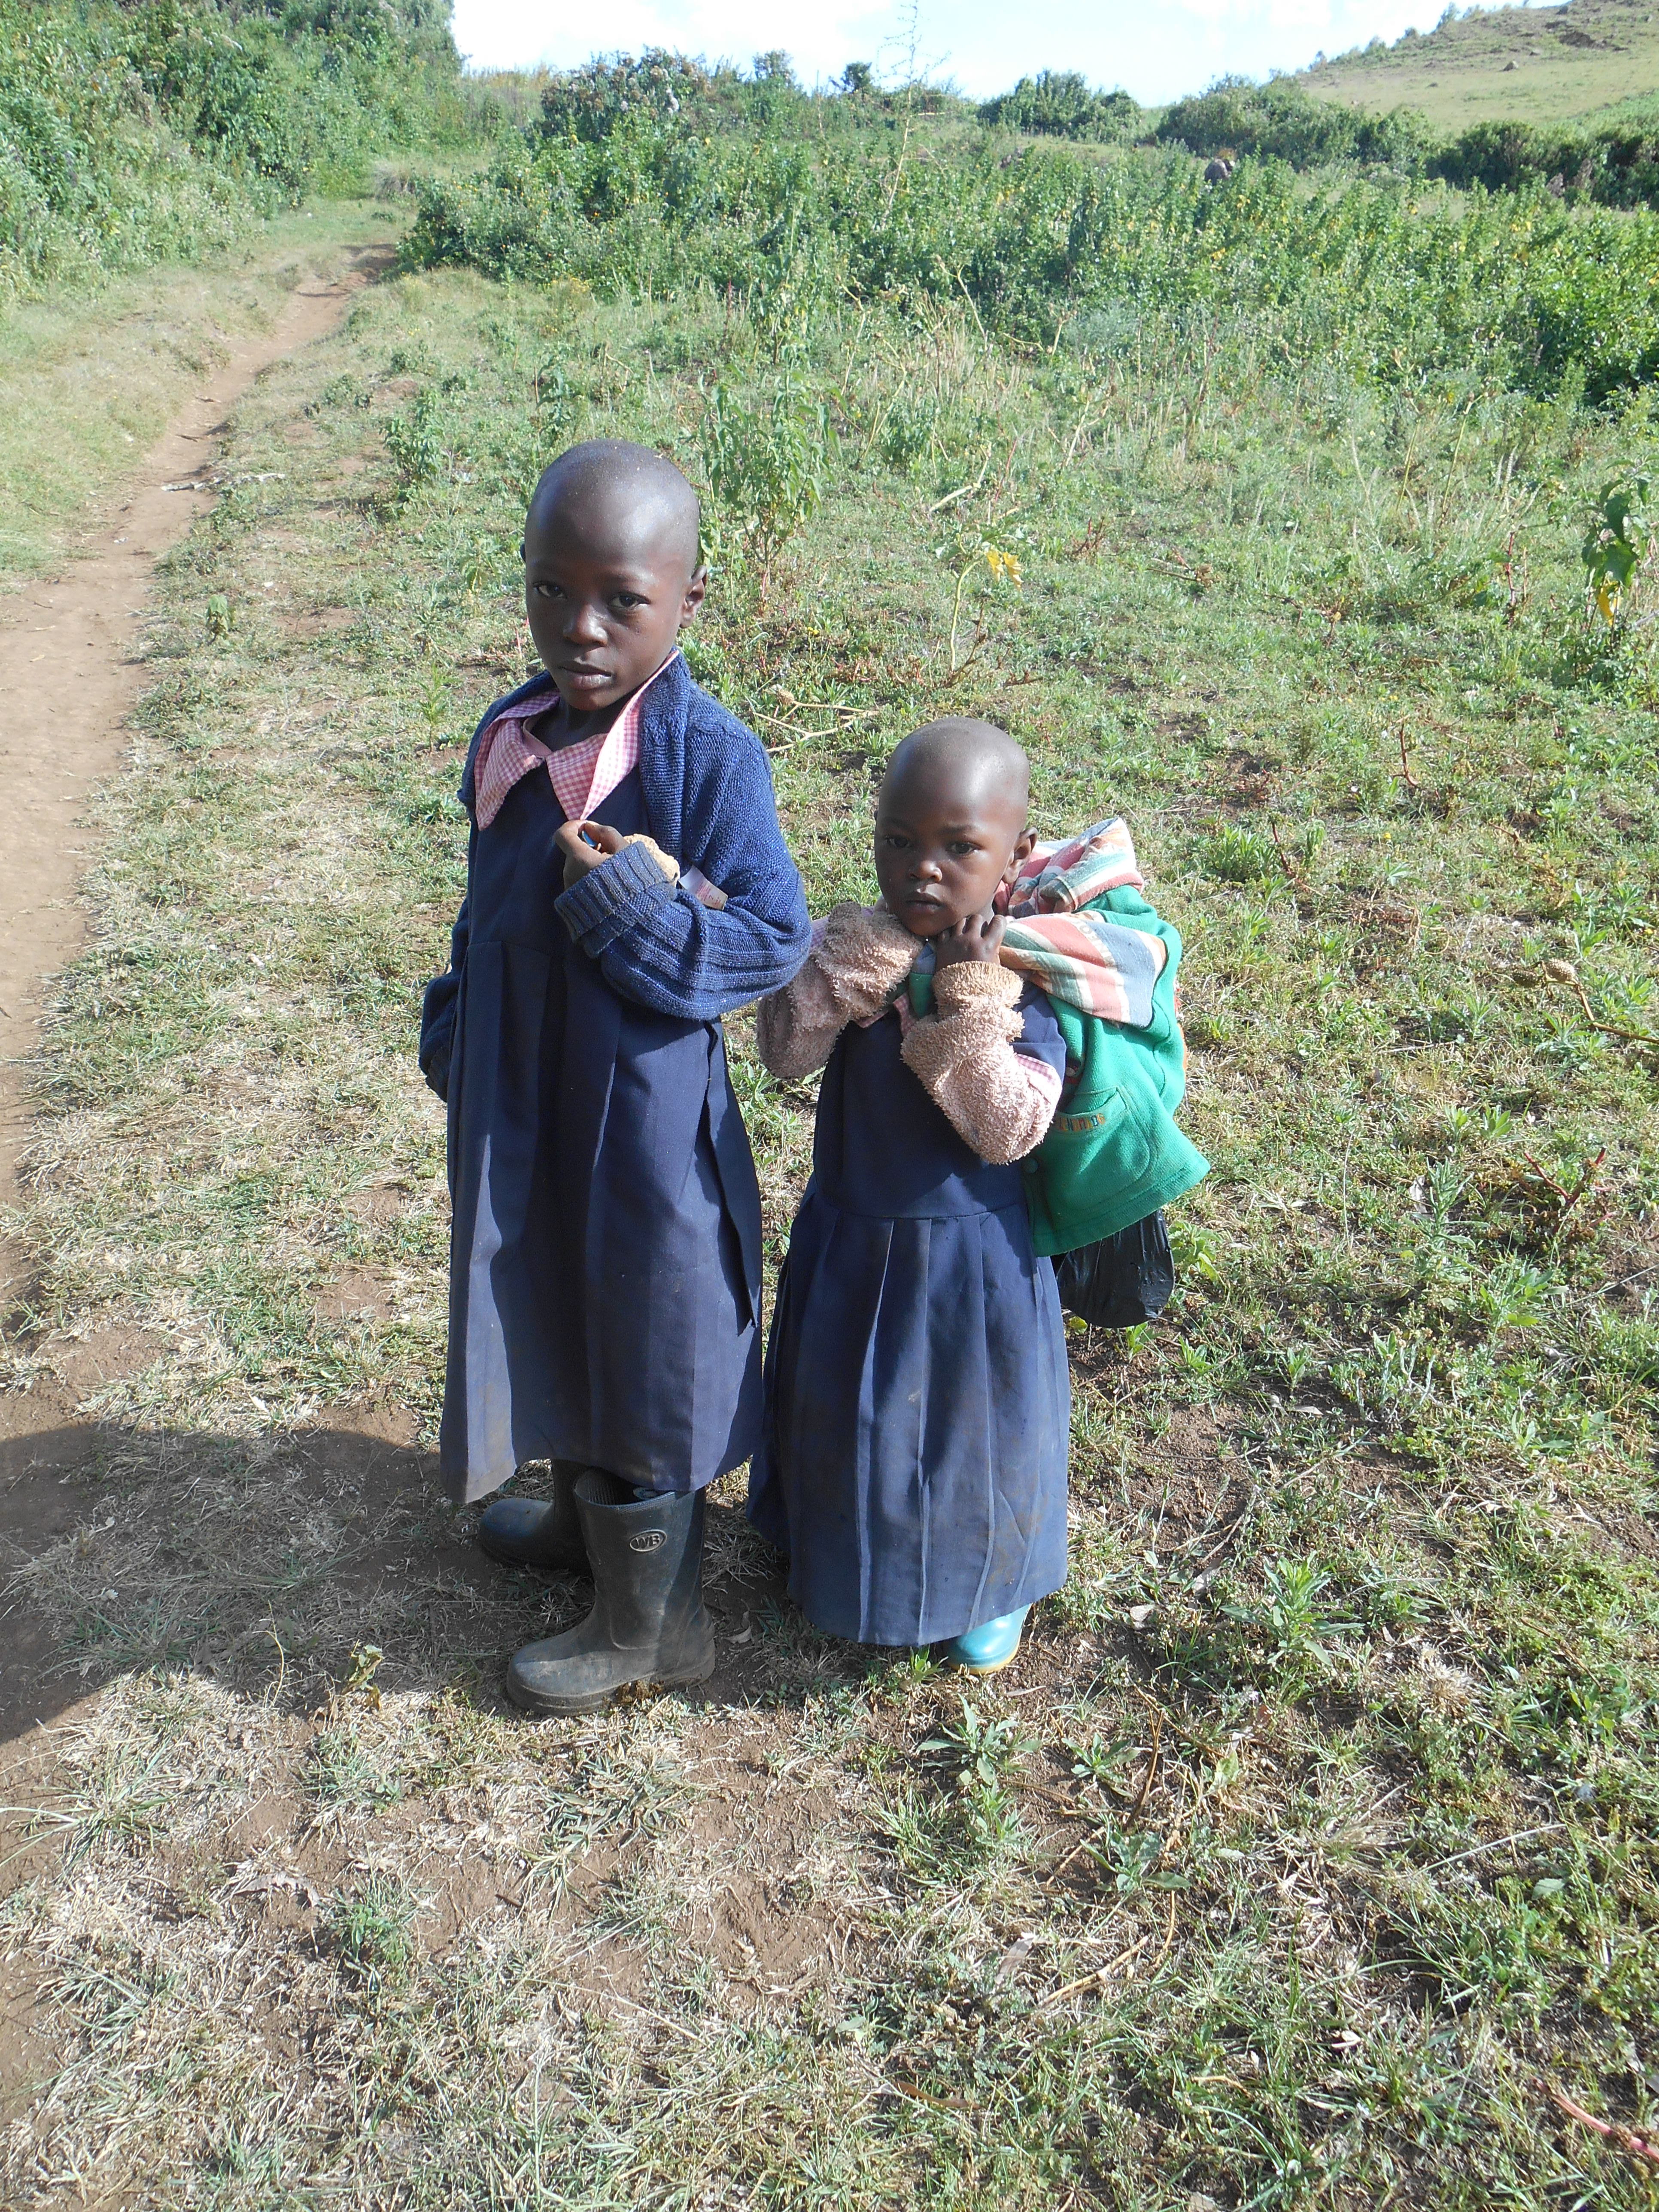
<box><xmin>419</xmin><ymin>441</ymin><xmax>810</xmax><ymax>1715</ymax></box>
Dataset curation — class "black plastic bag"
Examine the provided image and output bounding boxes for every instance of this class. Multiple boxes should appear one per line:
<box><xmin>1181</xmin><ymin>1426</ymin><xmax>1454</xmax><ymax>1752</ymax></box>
<box><xmin>1053</xmin><ymin>1212</ymin><xmax>1174</xmax><ymax>1329</ymax></box>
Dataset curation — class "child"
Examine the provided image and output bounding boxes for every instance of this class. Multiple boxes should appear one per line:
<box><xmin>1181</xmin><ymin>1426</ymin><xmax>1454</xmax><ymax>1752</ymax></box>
<box><xmin>419</xmin><ymin>440</ymin><xmax>810</xmax><ymax>1714</ymax></box>
<box><xmin>747</xmin><ymin>718</ymin><xmax>1071</xmax><ymax>1674</ymax></box>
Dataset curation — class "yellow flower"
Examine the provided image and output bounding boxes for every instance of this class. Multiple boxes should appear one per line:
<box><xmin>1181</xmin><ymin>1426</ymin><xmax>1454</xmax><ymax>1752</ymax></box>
<box><xmin>984</xmin><ymin>546</ymin><xmax>1024</xmax><ymax>586</ymax></box>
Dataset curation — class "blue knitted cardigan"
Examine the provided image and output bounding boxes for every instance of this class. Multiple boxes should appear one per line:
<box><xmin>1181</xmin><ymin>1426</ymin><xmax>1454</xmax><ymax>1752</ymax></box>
<box><xmin>419</xmin><ymin>655</ymin><xmax>810</xmax><ymax>1094</ymax></box>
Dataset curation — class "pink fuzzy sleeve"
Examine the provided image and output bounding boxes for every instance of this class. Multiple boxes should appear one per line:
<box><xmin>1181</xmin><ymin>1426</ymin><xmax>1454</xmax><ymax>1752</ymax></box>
<box><xmin>756</xmin><ymin>902</ymin><xmax>918</xmax><ymax>1082</ymax></box>
<box><xmin>899</xmin><ymin>963</ymin><xmax>1059</xmax><ymax>1165</ymax></box>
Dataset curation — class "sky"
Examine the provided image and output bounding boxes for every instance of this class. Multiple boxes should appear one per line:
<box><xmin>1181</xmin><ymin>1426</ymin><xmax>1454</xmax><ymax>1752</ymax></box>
<box><xmin>450</xmin><ymin>0</ymin><xmax>1513</xmax><ymax>106</ymax></box>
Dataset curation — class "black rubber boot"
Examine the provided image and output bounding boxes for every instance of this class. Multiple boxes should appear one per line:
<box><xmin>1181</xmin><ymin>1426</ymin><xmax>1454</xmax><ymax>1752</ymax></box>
<box><xmin>477</xmin><ymin>1461</ymin><xmax>587</xmax><ymax>1574</ymax></box>
<box><xmin>505</xmin><ymin>1472</ymin><xmax>715</xmax><ymax>1715</ymax></box>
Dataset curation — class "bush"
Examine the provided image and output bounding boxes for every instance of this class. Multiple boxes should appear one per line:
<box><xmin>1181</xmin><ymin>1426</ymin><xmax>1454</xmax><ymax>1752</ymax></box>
<box><xmin>700</xmin><ymin>375</ymin><xmax>835</xmax><ymax>570</ymax></box>
<box><xmin>537</xmin><ymin>49</ymin><xmax>816</xmax><ymax>146</ymax></box>
<box><xmin>1156</xmin><ymin>76</ymin><xmax>1433</xmax><ymax>171</ymax></box>
<box><xmin>1428</xmin><ymin>119</ymin><xmax>1659</xmax><ymax>212</ymax></box>
<box><xmin>538</xmin><ymin>50</ymin><xmax>715</xmax><ymax>144</ymax></box>
<box><xmin>1155</xmin><ymin>75</ymin><xmax>1659</xmax><ymax>219</ymax></box>
<box><xmin>0</xmin><ymin>0</ymin><xmax>473</xmax><ymax>296</ymax></box>
<box><xmin>978</xmin><ymin>73</ymin><xmax>1142</xmax><ymax>143</ymax></box>
<box><xmin>405</xmin><ymin>118</ymin><xmax>1659</xmax><ymax>404</ymax></box>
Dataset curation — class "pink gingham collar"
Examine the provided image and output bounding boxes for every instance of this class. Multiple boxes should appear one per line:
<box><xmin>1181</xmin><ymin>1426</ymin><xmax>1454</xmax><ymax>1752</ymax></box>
<box><xmin>474</xmin><ymin>651</ymin><xmax>680</xmax><ymax>830</ymax></box>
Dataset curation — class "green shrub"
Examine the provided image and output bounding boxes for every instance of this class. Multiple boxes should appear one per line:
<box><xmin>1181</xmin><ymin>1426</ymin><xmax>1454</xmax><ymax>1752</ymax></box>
<box><xmin>384</xmin><ymin>388</ymin><xmax>448</xmax><ymax>498</ymax></box>
<box><xmin>1156</xmin><ymin>75</ymin><xmax>1433</xmax><ymax>170</ymax></box>
<box><xmin>0</xmin><ymin>0</ymin><xmax>474</xmax><ymax>298</ymax></box>
<box><xmin>538</xmin><ymin>49</ymin><xmax>715</xmax><ymax>144</ymax></box>
<box><xmin>700</xmin><ymin>375</ymin><xmax>835</xmax><ymax>570</ymax></box>
<box><xmin>978</xmin><ymin>73</ymin><xmax>1142</xmax><ymax>143</ymax></box>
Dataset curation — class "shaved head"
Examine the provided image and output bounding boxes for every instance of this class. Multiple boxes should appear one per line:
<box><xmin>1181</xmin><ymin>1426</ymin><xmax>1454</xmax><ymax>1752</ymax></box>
<box><xmin>874</xmin><ymin>719</ymin><xmax>1033</xmax><ymax>938</ymax></box>
<box><xmin>881</xmin><ymin>718</ymin><xmax>1030</xmax><ymax>821</ymax></box>
<box><xmin>527</xmin><ymin>439</ymin><xmax>701</xmax><ymax>578</ymax></box>
<box><xmin>520</xmin><ymin>439</ymin><xmax>707</xmax><ymax>727</ymax></box>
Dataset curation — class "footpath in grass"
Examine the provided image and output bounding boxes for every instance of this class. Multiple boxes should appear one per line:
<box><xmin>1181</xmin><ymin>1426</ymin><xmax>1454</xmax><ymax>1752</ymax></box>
<box><xmin>0</xmin><ymin>201</ymin><xmax>403</xmax><ymax>591</ymax></box>
<box><xmin>0</xmin><ymin>263</ymin><xmax>1657</xmax><ymax>2206</ymax></box>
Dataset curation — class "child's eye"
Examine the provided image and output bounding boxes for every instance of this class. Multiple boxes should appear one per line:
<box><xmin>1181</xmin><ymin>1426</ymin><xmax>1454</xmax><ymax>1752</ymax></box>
<box><xmin>611</xmin><ymin>592</ymin><xmax>646</xmax><ymax>611</ymax></box>
<box><xmin>533</xmin><ymin>581</ymin><xmax>564</xmax><ymax>600</ymax></box>
<box><xmin>948</xmin><ymin>842</ymin><xmax>981</xmax><ymax>857</ymax></box>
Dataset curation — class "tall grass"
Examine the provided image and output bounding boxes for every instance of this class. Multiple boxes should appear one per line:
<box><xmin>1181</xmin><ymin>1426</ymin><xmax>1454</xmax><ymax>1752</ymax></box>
<box><xmin>408</xmin><ymin>102</ymin><xmax>1659</xmax><ymax>403</ymax></box>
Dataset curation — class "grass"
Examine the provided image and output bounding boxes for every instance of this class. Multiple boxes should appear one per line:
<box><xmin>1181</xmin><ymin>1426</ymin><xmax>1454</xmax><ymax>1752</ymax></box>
<box><xmin>0</xmin><ymin>198</ymin><xmax>401</xmax><ymax>589</ymax></box>
<box><xmin>1305</xmin><ymin>0</ymin><xmax>1659</xmax><ymax>133</ymax></box>
<box><xmin>0</xmin><ymin>242</ymin><xmax>1658</xmax><ymax>2206</ymax></box>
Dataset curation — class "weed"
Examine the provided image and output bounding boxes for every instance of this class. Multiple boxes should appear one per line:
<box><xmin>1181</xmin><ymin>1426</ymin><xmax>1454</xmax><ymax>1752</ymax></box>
<box><xmin>324</xmin><ymin>1870</ymin><xmax>418</xmax><ymax>1986</ymax></box>
<box><xmin>1086</xmin><ymin>1826</ymin><xmax>1173</xmax><ymax>1896</ymax></box>
<box><xmin>383</xmin><ymin>388</ymin><xmax>447</xmax><ymax>500</ymax></box>
<box><xmin>700</xmin><ymin>375</ymin><xmax>836</xmax><ymax>574</ymax></box>
<box><xmin>1222</xmin><ymin>1557</ymin><xmax>1355</xmax><ymax>1693</ymax></box>
<box><xmin>920</xmin><ymin>1697</ymin><xmax>1034</xmax><ymax>1791</ymax></box>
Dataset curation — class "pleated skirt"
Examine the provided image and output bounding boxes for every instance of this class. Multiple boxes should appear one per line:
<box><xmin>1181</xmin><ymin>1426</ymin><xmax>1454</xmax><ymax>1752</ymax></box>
<box><xmin>747</xmin><ymin>1186</ymin><xmax>1070</xmax><ymax>1647</ymax></box>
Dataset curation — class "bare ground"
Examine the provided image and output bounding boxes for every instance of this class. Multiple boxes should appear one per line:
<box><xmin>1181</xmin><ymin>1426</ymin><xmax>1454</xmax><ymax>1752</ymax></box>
<box><xmin>0</xmin><ymin>239</ymin><xmax>393</xmax><ymax>2126</ymax></box>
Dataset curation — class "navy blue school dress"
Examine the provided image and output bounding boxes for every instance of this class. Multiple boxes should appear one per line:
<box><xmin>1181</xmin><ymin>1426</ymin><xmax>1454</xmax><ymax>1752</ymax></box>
<box><xmin>420</xmin><ymin>662</ymin><xmax>810</xmax><ymax>1506</ymax></box>
<box><xmin>747</xmin><ymin>986</ymin><xmax>1072</xmax><ymax>1647</ymax></box>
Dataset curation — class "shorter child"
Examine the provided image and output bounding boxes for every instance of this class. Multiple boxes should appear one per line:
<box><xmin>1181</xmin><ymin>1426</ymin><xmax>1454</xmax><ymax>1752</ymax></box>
<box><xmin>747</xmin><ymin>718</ymin><xmax>1070</xmax><ymax>1672</ymax></box>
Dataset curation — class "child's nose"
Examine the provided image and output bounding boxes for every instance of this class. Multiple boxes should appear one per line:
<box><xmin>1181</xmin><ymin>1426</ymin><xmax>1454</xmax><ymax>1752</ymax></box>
<box><xmin>564</xmin><ymin>599</ymin><xmax>607</xmax><ymax>644</ymax></box>
<box><xmin>913</xmin><ymin>852</ymin><xmax>943</xmax><ymax>879</ymax></box>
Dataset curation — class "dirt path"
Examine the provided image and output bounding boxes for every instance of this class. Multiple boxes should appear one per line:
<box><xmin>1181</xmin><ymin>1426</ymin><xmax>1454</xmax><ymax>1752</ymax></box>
<box><xmin>0</xmin><ymin>241</ymin><xmax>394</xmax><ymax>2120</ymax></box>
<box><xmin>0</xmin><ymin>243</ymin><xmax>392</xmax><ymax>1304</ymax></box>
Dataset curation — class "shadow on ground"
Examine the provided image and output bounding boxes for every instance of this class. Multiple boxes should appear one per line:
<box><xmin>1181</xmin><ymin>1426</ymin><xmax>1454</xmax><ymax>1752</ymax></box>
<box><xmin>0</xmin><ymin>1409</ymin><xmax>796</xmax><ymax>1750</ymax></box>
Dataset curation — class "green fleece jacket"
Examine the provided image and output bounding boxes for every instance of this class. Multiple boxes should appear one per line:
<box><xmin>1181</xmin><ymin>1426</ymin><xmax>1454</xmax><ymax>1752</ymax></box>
<box><xmin>1018</xmin><ymin>883</ymin><xmax>1209</xmax><ymax>1257</ymax></box>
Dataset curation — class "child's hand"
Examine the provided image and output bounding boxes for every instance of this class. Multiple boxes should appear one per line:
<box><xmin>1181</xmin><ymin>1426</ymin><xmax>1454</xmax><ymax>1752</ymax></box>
<box><xmin>556</xmin><ymin>819</ymin><xmax>623</xmax><ymax>889</ymax></box>
<box><xmin>931</xmin><ymin>908</ymin><xmax>1006</xmax><ymax>967</ymax></box>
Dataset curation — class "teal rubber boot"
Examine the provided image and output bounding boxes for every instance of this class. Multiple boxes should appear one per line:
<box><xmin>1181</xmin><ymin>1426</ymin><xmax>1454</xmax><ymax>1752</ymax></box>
<box><xmin>942</xmin><ymin>1606</ymin><xmax>1030</xmax><ymax>1675</ymax></box>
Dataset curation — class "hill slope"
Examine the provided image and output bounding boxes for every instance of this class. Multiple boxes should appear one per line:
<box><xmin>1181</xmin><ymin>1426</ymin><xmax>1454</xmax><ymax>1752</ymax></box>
<box><xmin>1303</xmin><ymin>0</ymin><xmax>1659</xmax><ymax>130</ymax></box>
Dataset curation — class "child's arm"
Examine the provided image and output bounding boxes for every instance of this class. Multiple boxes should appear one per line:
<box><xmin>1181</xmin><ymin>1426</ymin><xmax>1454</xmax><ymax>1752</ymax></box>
<box><xmin>900</xmin><ymin>965</ymin><xmax>1062</xmax><ymax>1166</ymax></box>
<box><xmin>419</xmin><ymin>894</ymin><xmax>471</xmax><ymax>1101</ymax></box>
<box><xmin>553</xmin><ymin>730</ymin><xmax>811</xmax><ymax>1021</ymax></box>
<box><xmin>756</xmin><ymin>903</ymin><xmax>918</xmax><ymax>1081</ymax></box>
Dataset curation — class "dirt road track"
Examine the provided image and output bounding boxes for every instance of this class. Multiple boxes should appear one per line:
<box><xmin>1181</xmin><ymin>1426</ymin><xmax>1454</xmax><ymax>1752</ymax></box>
<box><xmin>0</xmin><ymin>244</ymin><xmax>391</xmax><ymax>1305</ymax></box>
<box><xmin>0</xmin><ymin>242</ymin><xmax>394</xmax><ymax>2117</ymax></box>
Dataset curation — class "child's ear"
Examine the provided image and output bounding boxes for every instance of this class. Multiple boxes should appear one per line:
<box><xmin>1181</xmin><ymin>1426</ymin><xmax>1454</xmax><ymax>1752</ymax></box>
<box><xmin>679</xmin><ymin>566</ymin><xmax>709</xmax><ymax>626</ymax></box>
<box><xmin>1003</xmin><ymin>827</ymin><xmax>1036</xmax><ymax>882</ymax></box>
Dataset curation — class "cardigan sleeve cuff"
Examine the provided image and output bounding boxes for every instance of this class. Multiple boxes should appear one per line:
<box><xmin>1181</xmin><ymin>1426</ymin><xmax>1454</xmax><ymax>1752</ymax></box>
<box><xmin>933</xmin><ymin>960</ymin><xmax>1023</xmax><ymax>1013</ymax></box>
<box><xmin>556</xmin><ymin>835</ymin><xmax>677</xmax><ymax>948</ymax></box>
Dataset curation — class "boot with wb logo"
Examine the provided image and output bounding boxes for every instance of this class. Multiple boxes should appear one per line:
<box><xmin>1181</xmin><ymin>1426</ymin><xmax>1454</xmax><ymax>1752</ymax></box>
<box><xmin>505</xmin><ymin>1471</ymin><xmax>715</xmax><ymax>1715</ymax></box>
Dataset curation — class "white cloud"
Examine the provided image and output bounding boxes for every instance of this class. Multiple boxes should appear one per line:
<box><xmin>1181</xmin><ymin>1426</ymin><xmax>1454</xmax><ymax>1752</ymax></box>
<box><xmin>451</xmin><ymin>0</ymin><xmax>1511</xmax><ymax>104</ymax></box>
<box><xmin>453</xmin><ymin>0</ymin><xmax>899</xmax><ymax>85</ymax></box>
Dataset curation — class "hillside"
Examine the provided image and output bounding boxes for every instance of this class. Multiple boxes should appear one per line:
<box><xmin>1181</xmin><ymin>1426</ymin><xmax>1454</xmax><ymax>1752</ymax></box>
<box><xmin>1304</xmin><ymin>0</ymin><xmax>1659</xmax><ymax>130</ymax></box>
<box><xmin>0</xmin><ymin>0</ymin><xmax>477</xmax><ymax>301</ymax></box>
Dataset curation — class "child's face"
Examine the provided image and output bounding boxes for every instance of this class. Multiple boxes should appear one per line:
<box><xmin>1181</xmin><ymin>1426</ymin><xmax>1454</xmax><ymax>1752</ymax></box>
<box><xmin>874</xmin><ymin>765</ymin><xmax>1031</xmax><ymax>938</ymax></box>
<box><xmin>523</xmin><ymin>495</ymin><xmax>705</xmax><ymax>713</ymax></box>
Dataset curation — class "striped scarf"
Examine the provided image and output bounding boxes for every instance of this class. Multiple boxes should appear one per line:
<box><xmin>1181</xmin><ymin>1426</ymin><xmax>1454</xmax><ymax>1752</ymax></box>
<box><xmin>899</xmin><ymin>819</ymin><xmax>1169</xmax><ymax>1029</ymax></box>
<box><xmin>995</xmin><ymin>817</ymin><xmax>1167</xmax><ymax>1025</ymax></box>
